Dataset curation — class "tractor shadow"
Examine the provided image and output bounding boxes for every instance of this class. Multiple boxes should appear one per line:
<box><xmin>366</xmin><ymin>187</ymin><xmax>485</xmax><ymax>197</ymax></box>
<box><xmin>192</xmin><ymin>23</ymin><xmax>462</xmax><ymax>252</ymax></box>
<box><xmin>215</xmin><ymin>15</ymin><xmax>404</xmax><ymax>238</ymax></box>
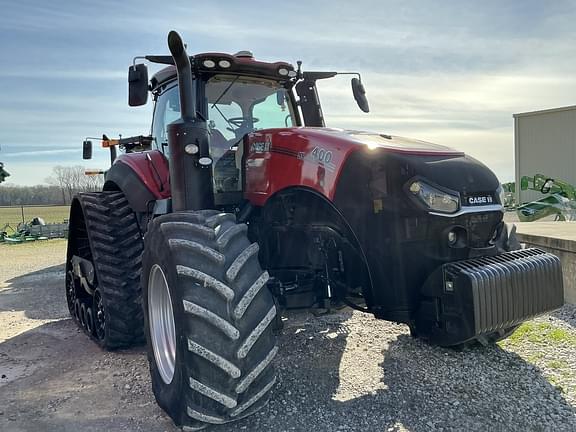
<box><xmin>0</xmin><ymin>319</ymin><xmax>168</xmax><ymax>432</ymax></box>
<box><xmin>0</xmin><ymin>264</ymin><xmax>68</xmax><ymax>321</ymax></box>
<box><xmin>222</xmin><ymin>308</ymin><xmax>576</xmax><ymax>432</ymax></box>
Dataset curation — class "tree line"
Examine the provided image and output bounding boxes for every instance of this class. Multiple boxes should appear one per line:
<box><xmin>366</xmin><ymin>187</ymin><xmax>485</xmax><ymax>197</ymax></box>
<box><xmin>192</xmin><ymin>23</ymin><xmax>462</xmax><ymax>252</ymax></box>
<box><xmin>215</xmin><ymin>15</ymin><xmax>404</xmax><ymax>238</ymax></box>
<box><xmin>0</xmin><ymin>166</ymin><xmax>104</xmax><ymax>206</ymax></box>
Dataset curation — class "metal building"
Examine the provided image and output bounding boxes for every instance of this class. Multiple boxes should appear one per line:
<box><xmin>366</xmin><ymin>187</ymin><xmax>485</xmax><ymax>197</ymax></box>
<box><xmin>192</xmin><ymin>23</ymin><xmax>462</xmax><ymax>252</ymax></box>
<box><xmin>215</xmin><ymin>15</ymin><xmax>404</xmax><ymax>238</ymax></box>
<box><xmin>514</xmin><ymin>105</ymin><xmax>576</xmax><ymax>204</ymax></box>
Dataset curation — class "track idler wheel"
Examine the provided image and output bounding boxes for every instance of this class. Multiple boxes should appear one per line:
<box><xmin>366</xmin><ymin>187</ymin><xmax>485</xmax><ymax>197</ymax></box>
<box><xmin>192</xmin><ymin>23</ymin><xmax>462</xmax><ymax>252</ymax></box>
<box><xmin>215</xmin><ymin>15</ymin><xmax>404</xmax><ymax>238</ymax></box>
<box><xmin>85</xmin><ymin>306</ymin><xmax>95</xmax><ymax>336</ymax></box>
<box><xmin>93</xmin><ymin>290</ymin><xmax>106</xmax><ymax>342</ymax></box>
<box><xmin>66</xmin><ymin>271</ymin><xmax>77</xmax><ymax>317</ymax></box>
<box><xmin>74</xmin><ymin>299</ymin><xmax>82</xmax><ymax>322</ymax></box>
<box><xmin>79</xmin><ymin>302</ymin><xmax>87</xmax><ymax>328</ymax></box>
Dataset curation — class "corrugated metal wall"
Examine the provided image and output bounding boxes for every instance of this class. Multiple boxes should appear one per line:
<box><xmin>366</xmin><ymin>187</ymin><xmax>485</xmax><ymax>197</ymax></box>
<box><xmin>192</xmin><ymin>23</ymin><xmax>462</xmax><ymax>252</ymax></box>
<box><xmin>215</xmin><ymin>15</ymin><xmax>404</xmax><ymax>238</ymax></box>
<box><xmin>514</xmin><ymin>106</ymin><xmax>576</xmax><ymax>204</ymax></box>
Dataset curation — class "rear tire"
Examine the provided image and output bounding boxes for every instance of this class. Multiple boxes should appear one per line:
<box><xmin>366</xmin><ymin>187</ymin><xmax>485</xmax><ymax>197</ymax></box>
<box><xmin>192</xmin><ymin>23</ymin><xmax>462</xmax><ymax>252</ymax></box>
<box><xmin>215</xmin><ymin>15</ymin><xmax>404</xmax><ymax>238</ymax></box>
<box><xmin>65</xmin><ymin>191</ymin><xmax>144</xmax><ymax>349</ymax></box>
<box><xmin>142</xmin><ymin>211</ymin><xmax>278</xmax><ymax>430</ymax></box>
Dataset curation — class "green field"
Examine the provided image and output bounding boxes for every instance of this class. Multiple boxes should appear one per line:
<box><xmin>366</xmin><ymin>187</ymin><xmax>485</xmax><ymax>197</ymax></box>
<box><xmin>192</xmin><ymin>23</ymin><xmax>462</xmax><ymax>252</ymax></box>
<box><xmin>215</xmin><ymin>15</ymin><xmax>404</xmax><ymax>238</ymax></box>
<box><xmin>0</xmin><ymin>205</ymin><xmax>70</xmax><ymax>228</ymax></box>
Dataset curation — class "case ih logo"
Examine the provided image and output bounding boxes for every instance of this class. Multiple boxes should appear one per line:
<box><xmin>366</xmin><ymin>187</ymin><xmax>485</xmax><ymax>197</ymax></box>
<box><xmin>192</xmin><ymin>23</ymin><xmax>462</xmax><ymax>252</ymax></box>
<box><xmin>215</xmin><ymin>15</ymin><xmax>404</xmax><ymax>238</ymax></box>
<box><xmin>250</xmin><ymin>134</ymin><xmax>272</xmax><ymax>153</ymax></box>
<box><xmin>467</xmin><ymin>195</ymin><xmax>493</xmax><ymax>205</ymax></box>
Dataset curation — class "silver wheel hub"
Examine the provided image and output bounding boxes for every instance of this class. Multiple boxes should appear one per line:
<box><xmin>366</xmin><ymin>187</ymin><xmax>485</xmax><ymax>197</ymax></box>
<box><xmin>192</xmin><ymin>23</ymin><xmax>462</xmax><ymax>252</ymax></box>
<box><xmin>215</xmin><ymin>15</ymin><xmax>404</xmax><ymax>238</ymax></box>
<box><xmin>149</xmin><ymin>264</ymin><xmax>177</xmax><ymax>384</ymax></box>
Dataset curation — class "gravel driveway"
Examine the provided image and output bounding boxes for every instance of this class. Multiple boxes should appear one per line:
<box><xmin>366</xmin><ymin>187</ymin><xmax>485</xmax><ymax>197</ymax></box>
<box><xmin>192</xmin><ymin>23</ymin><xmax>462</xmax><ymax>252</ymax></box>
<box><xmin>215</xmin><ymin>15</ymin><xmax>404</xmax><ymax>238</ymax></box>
<box><xmin>1</xmin><ymin>240</ymin><xmax>575</xmax><ymax>431</ymax></box>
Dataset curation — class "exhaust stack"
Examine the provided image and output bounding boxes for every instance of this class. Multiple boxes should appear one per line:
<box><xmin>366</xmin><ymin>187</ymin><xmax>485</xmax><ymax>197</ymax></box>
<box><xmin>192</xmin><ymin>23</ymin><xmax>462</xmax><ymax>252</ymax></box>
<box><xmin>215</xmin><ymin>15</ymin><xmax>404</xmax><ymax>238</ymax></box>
<box><xmin>167</xmin><ymin>31</ymin><xmax>196</xmax><ymax>121</ymax></box>
<box><xmin>166</xmin><ymin>31</ymin><xmax>214</xmax><ymax>212</ymax></box>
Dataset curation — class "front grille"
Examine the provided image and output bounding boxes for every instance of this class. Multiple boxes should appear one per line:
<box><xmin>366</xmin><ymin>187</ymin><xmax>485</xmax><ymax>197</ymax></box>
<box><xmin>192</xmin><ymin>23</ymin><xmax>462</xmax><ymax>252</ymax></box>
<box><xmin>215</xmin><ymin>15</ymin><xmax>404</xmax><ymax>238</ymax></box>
<box><xmin>446</xmin><ymin>248</ymin><xmax>564</xmax><ymax>334</ymax></box>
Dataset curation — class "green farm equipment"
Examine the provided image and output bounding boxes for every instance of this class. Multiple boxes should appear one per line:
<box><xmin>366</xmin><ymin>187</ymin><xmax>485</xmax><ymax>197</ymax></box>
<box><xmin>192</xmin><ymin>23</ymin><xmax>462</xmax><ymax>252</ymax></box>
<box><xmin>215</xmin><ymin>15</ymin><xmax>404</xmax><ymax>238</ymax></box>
<box><xmin>0</xmin><ymin>218</ymin><xmax>68</xmax><ymax>243</ymax></box>
<box><xmin>0</xmin><ymin>162</ymin><xmax>8</xmax><ymax>183</ymax></box>
<box><xmin>515</xmin><ymin>174</ymin><xmax>576</xmax><ymax>222</ymax></box>
<box><xmin>501</xmin><ymin>182</ymin><xmax>517</xmax><ymax>209</ymax></box>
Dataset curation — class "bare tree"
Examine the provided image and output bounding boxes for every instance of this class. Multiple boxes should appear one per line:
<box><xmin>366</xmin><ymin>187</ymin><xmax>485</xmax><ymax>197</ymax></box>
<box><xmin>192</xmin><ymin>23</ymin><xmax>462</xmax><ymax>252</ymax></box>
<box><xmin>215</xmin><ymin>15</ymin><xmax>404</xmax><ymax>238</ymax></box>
<box><xmin>45</xmin><ymin>166</ymin><xmax>68</xmax><ymax>204</ymax></box>
<box><xmin>45</xmin><ymin>165</ymin><xmax>104</xmax><ymax>204</ymax></box>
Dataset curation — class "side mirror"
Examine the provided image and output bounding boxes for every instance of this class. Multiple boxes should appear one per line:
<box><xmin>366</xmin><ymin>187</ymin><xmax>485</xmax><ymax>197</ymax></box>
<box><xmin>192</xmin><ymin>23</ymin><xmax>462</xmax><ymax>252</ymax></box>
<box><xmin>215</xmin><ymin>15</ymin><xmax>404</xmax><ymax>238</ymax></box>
<box><xmin>351</xmin><ymin>77</ymin><xmax>370</xmax><ymax>113</ymax></box>
<box><xmin>128</xmin><ymin>63</ymin><xmax>149</xmax><ymax>106</ymax></box>
<box><xmin>83</xmin><ymin>140</ymin><xmax>93</xmax><ymax>160</ymax></box>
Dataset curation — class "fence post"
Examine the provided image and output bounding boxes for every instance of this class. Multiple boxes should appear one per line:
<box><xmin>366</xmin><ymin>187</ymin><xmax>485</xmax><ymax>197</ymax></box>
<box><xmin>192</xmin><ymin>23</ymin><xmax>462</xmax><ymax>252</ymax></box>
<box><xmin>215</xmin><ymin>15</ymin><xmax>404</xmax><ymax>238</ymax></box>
<box><xmin>21</xmin><ymin>205</ymin><xmax>24</xmax><ymax>224</ymax></box>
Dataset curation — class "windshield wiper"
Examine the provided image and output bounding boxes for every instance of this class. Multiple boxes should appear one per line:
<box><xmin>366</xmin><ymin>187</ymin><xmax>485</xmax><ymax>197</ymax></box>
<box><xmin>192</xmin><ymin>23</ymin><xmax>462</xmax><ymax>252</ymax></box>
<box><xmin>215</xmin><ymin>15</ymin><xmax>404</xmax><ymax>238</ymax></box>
<box><xmin>213</xmin><ymin>104</ymin><xmax>235</xmax><ymax>130</ymax></box>
<box><xmin>211</xmin><ymin>76</ymin><xmax>239</xmax><ymax>108</ymax></box>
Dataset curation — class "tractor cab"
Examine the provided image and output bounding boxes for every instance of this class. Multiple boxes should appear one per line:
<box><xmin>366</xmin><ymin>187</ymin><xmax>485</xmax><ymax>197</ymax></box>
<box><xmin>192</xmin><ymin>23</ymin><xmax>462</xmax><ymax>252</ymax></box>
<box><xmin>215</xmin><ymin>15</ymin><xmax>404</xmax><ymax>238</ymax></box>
<box><xmin>149</xmin><ymin>64</ymin><xmax>298</xmax><ymax>196</ymax></box>
<box><xmin>83</xmin><ymin>43</ymin><xmax>369</xmax><ymax>211</ymax></box>
<box><xmin>128</xmin><ymin>48</ymin><xmax>369</xmax><ymax>207</ymax></box>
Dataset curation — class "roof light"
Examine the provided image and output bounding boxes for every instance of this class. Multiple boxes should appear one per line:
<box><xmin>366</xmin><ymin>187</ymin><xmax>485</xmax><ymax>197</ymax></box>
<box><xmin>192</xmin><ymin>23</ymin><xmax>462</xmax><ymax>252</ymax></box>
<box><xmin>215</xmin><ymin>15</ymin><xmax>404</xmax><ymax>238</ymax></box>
<box><xmin>218</xmin><ymin>59</ymin><xmax>231</xmax><ymax>68</ymax></box>
<box><xmin>234</xmin><ymin>50</ymin><xmax>253</xmax><ymax>58</ymax></box>
<box><xmin>278</xmin><ymin>68</ymin><xmax>289</xmax><ymax>76</ymax></box>
<box><xmin>202</xmin><ymin>59</ymin><xmax>216</xmax><ymax>68</ymax></box>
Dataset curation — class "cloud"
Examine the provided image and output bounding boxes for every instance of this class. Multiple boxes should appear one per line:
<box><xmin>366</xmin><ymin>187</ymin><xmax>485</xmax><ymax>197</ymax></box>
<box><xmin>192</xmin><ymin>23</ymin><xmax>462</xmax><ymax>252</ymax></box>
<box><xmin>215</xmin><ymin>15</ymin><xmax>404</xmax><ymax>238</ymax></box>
<box><xmin>3</xmin><ymin>149</ymin><xmax>73</xmax><ymax>158</ymax></box>
<box><xmin>0</xmin><ymin>69</ymin><xmax>126</xmax><ymax>80</ymax></box>
<box><xmin>1</xmin><ymin>0</ymin><xmax>576</xmax><ymax>185</ymax></box>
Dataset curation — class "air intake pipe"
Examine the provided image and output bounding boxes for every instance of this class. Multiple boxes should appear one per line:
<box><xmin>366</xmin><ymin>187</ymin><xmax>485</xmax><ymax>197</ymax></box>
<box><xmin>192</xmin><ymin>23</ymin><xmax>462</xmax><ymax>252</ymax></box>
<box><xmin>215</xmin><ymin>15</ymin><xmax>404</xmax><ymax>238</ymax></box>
<box><xmin>166</xmin><ymin>30</ymin><xmax>214</xmax><ymax>211</ymax></box>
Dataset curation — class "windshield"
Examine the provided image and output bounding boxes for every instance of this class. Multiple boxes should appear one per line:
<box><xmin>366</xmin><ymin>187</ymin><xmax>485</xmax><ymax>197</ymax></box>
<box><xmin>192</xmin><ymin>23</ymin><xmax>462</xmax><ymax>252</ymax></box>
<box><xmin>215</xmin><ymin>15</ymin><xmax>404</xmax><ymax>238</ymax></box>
<box><xmin>205</xmin><ymin>75</ymin><xmax>296</xmax><ymax>194</ymax></box>
<box><xmin>151</xmin><ymin>75</ymin><xmax>296</xmax><ymax>195</ymax></box>
<box><xmin>206</xmin><ymin>75</ymin><xmax>294</xmax><ymax>147</ymax></box>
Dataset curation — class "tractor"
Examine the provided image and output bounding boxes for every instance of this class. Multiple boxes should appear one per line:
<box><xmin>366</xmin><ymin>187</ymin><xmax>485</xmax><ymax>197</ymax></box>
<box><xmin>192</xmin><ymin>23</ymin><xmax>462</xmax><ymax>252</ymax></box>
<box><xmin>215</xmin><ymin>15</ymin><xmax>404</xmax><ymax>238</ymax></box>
<box><xmin>66</xmin><ymin>31</ymin><xmax>564</xmax><ymax>430</ymax></box>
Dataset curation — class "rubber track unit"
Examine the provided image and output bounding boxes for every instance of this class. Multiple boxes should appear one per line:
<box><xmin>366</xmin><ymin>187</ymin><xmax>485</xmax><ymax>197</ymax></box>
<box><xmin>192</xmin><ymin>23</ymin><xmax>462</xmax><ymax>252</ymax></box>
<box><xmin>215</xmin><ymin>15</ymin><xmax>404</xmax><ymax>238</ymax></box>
<box><xmin>72</xmin><ymin>191</ymin><xmax>144</xmax><ymax>349</ymax></box>
<box><xmin>142</xmin><ymin>211</ymin><xmax>278</xmax><ymax>430</ymax></box>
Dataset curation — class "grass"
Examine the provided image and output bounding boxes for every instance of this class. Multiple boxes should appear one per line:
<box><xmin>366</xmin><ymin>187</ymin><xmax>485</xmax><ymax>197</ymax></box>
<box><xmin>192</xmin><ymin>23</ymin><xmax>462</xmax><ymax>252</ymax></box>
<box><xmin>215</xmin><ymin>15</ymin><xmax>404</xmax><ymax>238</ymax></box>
<box><xmin>547</xmin><ymin>359</ymin><xmax>569</xmax><ymax>370</ymax></box>
<box><xmin>0</xmin><ymin>205</ymin><xmax>70</xmax><ymax>228</ymax></box>
<box><xmin>499</xmin><ymin>321</ymin><xmax>576</xmax><ymax>396</ymax></box>
<box><xmin>0</xmin><ymin>237</ymin><xmax>67</xmax><ymax>251</ymax></box>
<box><xmin>501</xmin><ymin>322</ymin><xmax>576</xmax><ymax>348</ymax></box>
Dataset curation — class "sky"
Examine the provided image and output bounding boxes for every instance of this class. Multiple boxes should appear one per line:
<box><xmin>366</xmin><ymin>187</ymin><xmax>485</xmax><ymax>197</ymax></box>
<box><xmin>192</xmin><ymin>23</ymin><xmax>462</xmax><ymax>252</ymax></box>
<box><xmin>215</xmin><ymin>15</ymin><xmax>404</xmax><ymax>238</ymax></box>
<box><xmin>1</xmin><ymin>0</ymin><xmax>576</xmax><ymax>185</ymax></box>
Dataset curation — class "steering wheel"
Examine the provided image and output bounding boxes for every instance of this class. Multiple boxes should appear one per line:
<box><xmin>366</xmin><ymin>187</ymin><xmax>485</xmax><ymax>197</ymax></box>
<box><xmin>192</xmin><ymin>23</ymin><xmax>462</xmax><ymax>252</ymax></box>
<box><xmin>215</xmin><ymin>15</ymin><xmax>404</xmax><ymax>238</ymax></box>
<box><xmin>227</xmin><ymin>117</ymin><xmax>260</xmax><ymax>129</ymax></box>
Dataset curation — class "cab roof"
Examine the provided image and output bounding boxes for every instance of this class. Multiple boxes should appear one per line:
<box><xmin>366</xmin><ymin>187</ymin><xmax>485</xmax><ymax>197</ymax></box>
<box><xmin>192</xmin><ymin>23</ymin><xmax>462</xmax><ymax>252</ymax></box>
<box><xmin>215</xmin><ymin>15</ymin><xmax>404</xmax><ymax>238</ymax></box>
<box><xmin>150</xmin><ymin>51</ymin><xmax>296</xmax><ymax>91</ymax></box>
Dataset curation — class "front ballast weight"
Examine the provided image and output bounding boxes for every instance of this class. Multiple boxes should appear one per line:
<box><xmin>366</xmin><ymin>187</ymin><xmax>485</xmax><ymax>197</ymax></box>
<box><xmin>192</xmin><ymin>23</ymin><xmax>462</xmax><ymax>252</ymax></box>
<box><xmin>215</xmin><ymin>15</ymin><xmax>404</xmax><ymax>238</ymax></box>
<box><xmin>414</xmin><ymin>248</ymin><xmax>564</xmax><ymax>346</ymax></box>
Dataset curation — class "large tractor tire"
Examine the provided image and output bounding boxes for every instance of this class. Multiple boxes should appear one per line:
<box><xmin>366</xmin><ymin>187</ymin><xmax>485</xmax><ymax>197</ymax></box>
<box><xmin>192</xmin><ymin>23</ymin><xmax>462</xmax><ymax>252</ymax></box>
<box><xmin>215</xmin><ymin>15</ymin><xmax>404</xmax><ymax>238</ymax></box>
<box><xmin>65</xmin><ymin>191</ymin><xmax>144</xmax><ymax>349</ymax></box>
<box><xmin>142</xmin><ymin>211</ymin><xmax>278</xmax><ymax>430</ymax></box>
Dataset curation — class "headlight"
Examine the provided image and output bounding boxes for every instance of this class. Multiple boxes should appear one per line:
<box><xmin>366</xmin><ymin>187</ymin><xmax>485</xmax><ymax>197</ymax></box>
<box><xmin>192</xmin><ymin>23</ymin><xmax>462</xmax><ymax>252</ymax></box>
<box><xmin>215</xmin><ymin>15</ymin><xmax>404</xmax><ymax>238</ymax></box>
<box><xmin>408</xmin><ymin>180</ymin><xmax>460</xmax><ymax>214</ymax></box>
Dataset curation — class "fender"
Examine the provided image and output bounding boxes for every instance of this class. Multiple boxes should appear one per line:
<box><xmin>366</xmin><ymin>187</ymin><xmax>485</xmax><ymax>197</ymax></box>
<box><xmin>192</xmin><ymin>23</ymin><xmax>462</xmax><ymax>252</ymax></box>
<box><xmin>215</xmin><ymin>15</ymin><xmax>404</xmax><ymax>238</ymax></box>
<box><xmin>103</xmin><ymin>150</ymin><xmax>170</xmax><ymax>213</ymax></box>
<box><xmin>257</xmin><ymin>186</ymin><xmax>374</xmax><ymax>308</ymax></box>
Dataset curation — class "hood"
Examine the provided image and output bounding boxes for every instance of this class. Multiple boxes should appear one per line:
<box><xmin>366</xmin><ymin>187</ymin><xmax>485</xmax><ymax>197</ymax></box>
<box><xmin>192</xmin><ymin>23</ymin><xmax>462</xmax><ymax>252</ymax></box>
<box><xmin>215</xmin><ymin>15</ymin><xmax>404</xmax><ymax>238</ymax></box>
<box><xmin>296</xmin><ymin>128</ymin><xmax>464</xmax><ymax>156</ymax></box>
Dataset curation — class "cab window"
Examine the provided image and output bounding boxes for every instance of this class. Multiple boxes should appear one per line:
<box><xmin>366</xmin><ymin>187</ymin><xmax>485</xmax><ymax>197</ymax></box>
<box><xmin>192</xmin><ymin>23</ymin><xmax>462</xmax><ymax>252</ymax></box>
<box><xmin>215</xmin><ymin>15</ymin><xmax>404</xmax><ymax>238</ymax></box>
<box><xmin>152</xmin><ymin>86</ymin><xmax>180</xmax><ymax>151</ymax></box>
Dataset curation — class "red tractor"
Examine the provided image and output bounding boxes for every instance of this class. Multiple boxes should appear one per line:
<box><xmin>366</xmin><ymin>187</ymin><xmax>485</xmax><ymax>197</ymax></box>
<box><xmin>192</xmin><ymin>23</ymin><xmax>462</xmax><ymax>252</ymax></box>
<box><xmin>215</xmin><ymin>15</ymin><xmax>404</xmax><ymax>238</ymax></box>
<box><xmin>66</xmin><ymin>31</ymin><xmax>564</xmax><ymax>430</ymax></box>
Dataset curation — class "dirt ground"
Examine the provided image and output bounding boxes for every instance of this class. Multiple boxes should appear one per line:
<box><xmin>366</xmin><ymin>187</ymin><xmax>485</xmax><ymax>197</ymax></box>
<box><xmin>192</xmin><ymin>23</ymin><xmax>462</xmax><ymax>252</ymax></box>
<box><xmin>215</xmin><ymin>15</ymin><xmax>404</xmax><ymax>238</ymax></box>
<box><xmin>1</xmin><ymin>240</ymin><xmax>575</xmax><ymax>432</ymax></box>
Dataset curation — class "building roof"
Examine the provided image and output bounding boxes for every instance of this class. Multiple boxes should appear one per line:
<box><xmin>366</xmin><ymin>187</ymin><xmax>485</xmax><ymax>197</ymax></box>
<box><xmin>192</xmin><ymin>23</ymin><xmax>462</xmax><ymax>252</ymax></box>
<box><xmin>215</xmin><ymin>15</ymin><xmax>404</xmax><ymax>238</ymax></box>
<box><xmin>513</xmin><ymin>105</ymin><xmax>576</xmax><ymax>118</ymax></box>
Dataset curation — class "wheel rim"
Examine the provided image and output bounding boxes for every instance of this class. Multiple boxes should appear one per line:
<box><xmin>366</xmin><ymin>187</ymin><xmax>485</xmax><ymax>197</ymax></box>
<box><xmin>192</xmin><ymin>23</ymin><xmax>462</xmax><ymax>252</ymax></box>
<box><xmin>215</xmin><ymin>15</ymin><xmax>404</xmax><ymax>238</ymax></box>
<box><xmin>149</xmin><ymin>264</ymin><xmax>177</xmax><ymax>385</ymax></box>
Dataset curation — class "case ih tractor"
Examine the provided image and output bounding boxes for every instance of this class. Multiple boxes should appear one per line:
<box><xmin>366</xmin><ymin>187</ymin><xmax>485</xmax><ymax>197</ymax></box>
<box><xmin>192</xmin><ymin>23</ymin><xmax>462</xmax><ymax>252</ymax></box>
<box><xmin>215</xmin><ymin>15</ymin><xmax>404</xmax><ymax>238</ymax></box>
<box><xmin>66</xmin><ymin>31</ymin><xmax>564</xmax><ymax>429</ymax></box>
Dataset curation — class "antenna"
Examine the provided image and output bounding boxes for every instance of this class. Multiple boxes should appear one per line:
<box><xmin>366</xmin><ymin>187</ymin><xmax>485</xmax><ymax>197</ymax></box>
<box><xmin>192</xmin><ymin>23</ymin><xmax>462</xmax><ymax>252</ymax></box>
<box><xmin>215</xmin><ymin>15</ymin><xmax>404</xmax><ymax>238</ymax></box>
<box><xmin>296</xmin><ymin>60</ymin><xmax>303</xmax><ymax>80</ymax></box>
